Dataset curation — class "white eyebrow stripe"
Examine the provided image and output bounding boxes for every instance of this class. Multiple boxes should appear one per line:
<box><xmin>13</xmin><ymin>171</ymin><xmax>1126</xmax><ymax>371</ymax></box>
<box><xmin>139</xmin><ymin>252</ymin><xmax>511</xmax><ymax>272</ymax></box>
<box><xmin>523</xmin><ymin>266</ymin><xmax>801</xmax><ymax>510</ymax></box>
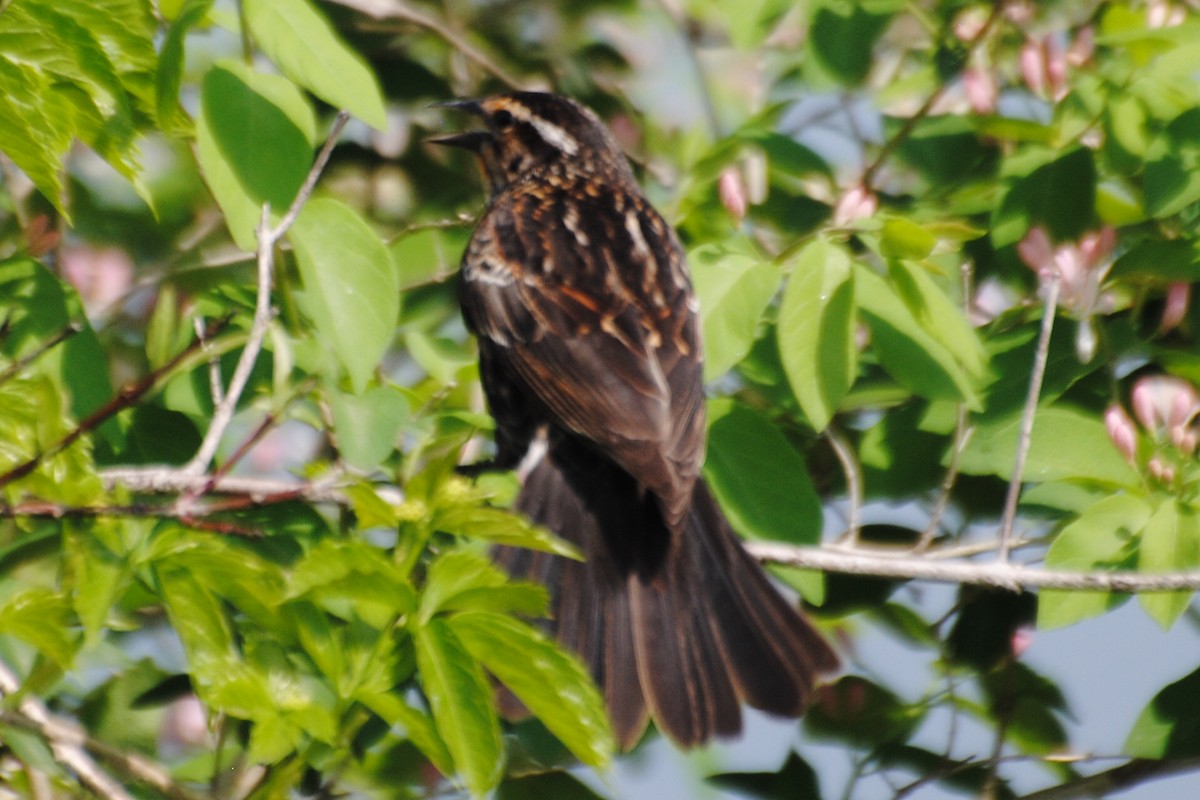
<box><xmin>506</xmin><ymin>102</ymin><xmax>579</xmax><ymax>155</ymax></box>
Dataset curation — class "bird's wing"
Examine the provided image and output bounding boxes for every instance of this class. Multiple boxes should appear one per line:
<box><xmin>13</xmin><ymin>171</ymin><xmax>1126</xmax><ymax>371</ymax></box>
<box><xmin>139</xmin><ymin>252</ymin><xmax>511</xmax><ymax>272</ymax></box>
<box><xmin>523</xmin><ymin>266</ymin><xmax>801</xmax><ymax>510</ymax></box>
<box><xmin>459</xmin><ymin>181</ymin><xmax>704</xmax><ymax>518</ymax></box>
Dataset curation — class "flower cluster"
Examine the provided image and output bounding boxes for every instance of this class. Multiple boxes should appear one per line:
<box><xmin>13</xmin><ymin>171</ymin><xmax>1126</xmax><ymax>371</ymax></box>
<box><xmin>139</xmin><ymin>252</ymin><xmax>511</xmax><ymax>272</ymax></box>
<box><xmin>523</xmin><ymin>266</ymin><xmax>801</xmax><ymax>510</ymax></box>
<box><xmin>1106</xmin><ymin>375</ymin><xmax>1200</xmax><ymax>485</ymax></box>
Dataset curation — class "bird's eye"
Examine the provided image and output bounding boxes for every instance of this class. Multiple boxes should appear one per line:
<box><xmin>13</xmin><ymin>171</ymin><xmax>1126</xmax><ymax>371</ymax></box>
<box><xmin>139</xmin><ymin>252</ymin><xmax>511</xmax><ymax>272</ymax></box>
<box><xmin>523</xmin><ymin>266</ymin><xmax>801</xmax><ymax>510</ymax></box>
<box><xmin>492</xmin><ymin>109</ymin><xmax>514</xmax><ymax>129</ymax></box>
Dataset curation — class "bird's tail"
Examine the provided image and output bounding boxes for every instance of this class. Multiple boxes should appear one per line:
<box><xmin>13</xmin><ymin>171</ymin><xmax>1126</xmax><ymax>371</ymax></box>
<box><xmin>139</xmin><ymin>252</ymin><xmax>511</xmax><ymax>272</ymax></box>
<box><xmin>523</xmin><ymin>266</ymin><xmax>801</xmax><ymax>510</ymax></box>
<box><xmin>494</xmin><ymin>440</ymin><xmax>838</xmax><ymax>750</ymax></box>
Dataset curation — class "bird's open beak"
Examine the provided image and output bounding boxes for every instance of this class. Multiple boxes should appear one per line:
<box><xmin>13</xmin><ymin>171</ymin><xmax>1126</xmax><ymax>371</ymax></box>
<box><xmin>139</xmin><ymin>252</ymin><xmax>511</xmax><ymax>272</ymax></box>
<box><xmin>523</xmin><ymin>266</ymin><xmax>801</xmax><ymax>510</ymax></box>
<box><xmin>428</xmin><ymin>99</ymin><xmax>491</xmax><ymax>151</ymax></box>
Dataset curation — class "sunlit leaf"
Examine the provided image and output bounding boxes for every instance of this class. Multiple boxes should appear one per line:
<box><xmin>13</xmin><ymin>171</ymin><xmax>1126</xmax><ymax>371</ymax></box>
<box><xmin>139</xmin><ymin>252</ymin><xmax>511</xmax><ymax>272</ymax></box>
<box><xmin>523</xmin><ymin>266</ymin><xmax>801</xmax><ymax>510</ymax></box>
<box><xmin>291</xmin><ymin>198</ymin><xmax>399</xmax><ymax>394</ymax></box>
<box><xmin>450</xmin><ymin>611</ymin><xmax>614</xmax><ymax>768</ymax></box>
<box><xmin>243</xmin><ymin>0</ymin><xmax>387</xmax><ymax>129</ymax></box>
<box><xmin>777</xmin><ymin>239</ymin><xmax>856</xmax><ymax>431</ymax></box>
<box><xmin>415</xmin><ymin>618</ymin><xmax>503</xmax><ymax>797</ymax></box>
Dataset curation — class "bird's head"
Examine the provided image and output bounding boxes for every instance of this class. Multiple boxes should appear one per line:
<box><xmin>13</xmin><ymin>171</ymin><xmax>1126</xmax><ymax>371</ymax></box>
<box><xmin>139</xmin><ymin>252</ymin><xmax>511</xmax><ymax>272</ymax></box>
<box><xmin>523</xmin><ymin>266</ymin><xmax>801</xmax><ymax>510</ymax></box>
<box><xmin>431</xmin><ymin>92</ymin><xmax>630</xmax><ymax>194</ymax></box>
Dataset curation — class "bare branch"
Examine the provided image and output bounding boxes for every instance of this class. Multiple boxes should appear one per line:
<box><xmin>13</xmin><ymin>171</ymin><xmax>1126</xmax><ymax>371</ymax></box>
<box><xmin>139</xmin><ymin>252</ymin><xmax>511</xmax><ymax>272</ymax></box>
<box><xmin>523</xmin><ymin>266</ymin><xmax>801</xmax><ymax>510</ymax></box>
<box><xmin>185</xmin><ymin>112</ymin><xmax>350</xmax><ymax>476</ymax></box>
<box><xmin>1019</xmin><ymin>757</ymin><xmax>1200</xmax><ymax>800</ymax></box>
<box><xmin>0</xmin><ymin>320</ymin><xmax>227</xmax><ymax>491</ymax></box>
<box><xmin>999</xmin><ymin>271</ymin><xmax>1060</xmax><ymax>560</ymax></box>
<box><xmin>0</xmin><ymin>660</ymin><xmax>136</xmax><ymax>800</ymax></box>
<box><xmin>746</xmin><ymin>540</ymin><xmax>1200</xmax><ymax>592</ymax></box>
<box><xmin>826</xmin><ymin>424</ymin><xmax>863</xmax><ymax>545</ymax></box>
<box><xmin>0</xmin><ymin>322</ymin><xmax>81</xmax><ymax>386</ymax></box>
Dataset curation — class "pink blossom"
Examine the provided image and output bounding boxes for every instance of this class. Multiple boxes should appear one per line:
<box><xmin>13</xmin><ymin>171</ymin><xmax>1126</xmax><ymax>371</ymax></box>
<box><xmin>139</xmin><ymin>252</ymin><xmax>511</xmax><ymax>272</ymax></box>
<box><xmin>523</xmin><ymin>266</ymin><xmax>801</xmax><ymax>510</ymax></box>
<box><xmin>833</xmin><ymin>183</ymin><xmax>878</xmax><ymax>227</ymax></box>
<box><xmin>1017</xmin><ymin>226</ymin><xmax>1115</xmax><ymax>313</ymax></box>
<box><xmin>718</xmin><ymin>167</ymin><xmax>748</xmax><ymax>223</ymax></box>
<box><xmin>1020</xmin><ymin>35</ymin><xmax>1070</xmax><ymax>102</ymax></box>
<box><xmin>1067</xmin><ymin>26</ymin><xmax>1094</xmax><ymax>67</ymax></box>
<box><xmin>963</xmin><ymin>67</ymin><xmax>998</xmax><ymax>114</ymax></box>
<box><xmin>1160</xmin><ymin>281</ymin><xmax>1191</xmax><ymax>333</ymax></box>
<box><xmin>1011</xmin><ymin>626</ymin><xmax>1035</xmax><ymax>658</ymax></box>
<box><xmin>1131</xmin><ymin>375</ymin><xmax>1200</xmax><ymax>439</ymax></box>
<box><xmin>1104</xmin><ymin>404</ymin><xmax>1137</xmax><ymax>464</ymax></box>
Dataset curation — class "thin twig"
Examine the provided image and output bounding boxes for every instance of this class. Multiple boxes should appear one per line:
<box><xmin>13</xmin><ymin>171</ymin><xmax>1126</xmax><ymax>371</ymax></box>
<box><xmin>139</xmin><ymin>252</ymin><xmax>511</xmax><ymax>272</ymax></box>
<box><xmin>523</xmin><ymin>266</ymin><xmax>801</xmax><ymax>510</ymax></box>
<box><xmin>0</xmin><ymin>322</ymin><xmax>82</xmax><ymax>386</ymax></box>
<box><xmin>1018</xmin><ymin>757</ymin><xmax>1200</xmax><ymax>800</ymax></box>
<box><xmin>999</xmin><ymin>271</ymin><xmax>1060</xmax><ymax>561</ymax></box>
<box><xmin>0</xmin><ymin>660</ymin><xmax>136</xmax><ymax>800</ymax></box>
<box><xmin>195</xmin><ymin>316</ymin><xmax>225</xmax><ymax>407</ymax></box>
<box><xmin>918</xmin><ymin>392</ymin><xmax>975</xmax><ymax>551</ymax></box>
<box><xmin>326</xmin><ymin>0</ymin><xmax>525</xmax><ymax>88</ymax></box>
<box><xmin>0</xmin><ymin>320</ymin><xmax>227</xmax><ymax>491</ymax></box>
<box><xmin>827</xmin><ymin>424</ymin><xmax>863</xmax><ymax>544</ymax></box>
<box><xmin>184</xmin><ymin>112</ymin><xmax>350</xmax><ymax>476</ymax></box>
<box><xmin>745</xmin><ymin>540</ymin><xmax>1200</xmax><ymax>592</ymax></box>
<box><xmin>861</xmin><ymin>0</ymin><xmax>1007</xmax><ymax>188</ymax></box>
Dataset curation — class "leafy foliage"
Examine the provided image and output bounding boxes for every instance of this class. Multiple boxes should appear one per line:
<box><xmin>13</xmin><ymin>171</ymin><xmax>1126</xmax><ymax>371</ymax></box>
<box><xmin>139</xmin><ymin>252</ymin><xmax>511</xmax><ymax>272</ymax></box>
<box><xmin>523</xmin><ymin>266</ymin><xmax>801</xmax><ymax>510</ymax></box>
<box><xmin>2</xmin><ymin>0</ymin><xmax>1200</xmax><ymax>798</ymax></box>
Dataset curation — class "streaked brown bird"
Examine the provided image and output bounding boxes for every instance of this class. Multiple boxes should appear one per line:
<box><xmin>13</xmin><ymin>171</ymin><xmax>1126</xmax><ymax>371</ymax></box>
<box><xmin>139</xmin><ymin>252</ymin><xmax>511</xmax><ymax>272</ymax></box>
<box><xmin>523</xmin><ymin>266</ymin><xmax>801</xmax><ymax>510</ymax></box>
<box><xmin>433</xmin><ymin>92</ymin><xmax>837</xmax><ymax>750</ymax></box>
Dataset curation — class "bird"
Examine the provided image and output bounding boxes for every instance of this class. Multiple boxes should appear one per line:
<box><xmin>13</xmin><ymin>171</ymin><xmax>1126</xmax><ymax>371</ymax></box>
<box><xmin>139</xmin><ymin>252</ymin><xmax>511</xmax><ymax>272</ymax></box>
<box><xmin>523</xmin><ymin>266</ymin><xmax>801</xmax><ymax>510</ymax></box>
<box><xmin>432</xmin><ymin>91</ymin><xmax>837</xmax><ymax>750</ymax></box>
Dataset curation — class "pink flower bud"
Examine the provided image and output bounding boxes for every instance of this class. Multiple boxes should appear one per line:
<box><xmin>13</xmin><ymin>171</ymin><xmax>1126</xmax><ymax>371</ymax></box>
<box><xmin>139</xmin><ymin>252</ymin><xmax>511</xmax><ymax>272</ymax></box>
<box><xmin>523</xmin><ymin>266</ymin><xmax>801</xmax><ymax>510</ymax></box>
<box><xmin>1148</xmin><ymin>456</ymin><xmax>1175</xmax><ymax>484</ymax></box>
<box><xmin>1017</xmin><ymin>226</ymin><xmax>1054</xmax><ymax>274</ymax></box>
<box><xmin>1044</xmin><ymin>35</ymin><xmax>1069</xmax><ymax>101</ymax></box>
<box><xmin>1160</xmin><ymin>281</ymin><xmax>1191</xmax><ymax>333</ymax></box>
<box><xmin>1078</xmin><ymin>226</ymin><xmax>1116</xmax><ymax>269</ymax></box>
<box><xmin>1020</xmin><ymin>38</ymin><xmax>1047</xmax><ymax>98</ymax></box>
<box><xmin>718</xmin><ymin>167</ymin><xmax>748</xmax><ymax>223</ymax></box>
<box><xmin>963</xmin><ymin>67</ymin><xmax>998</xmax><ymax>114</ymax></box>
<box><xmin>1131</xmin><ymin>375</ymin><xmax>1200</xmax><ymax>437</ymax></box>
<box><xmin>1011</xmin><ymin>626</ymin><xmax>1035</xmax><ymax>658</ymax></box>
<box><xmin>832</xmin><ymin>183</ymin><xmax>877</xmax><ymax>226</ymax></box>
<box><xmin>1104</xmin><ymin>404</ymin><xmax>1138</xmax><ymax>464</ymax></box>
<box><xmin>1132</xmin><ymin>379</ymin><xmax>1163</xmax><ymax>433</ymax></box>
<box><xmin>1068</xmin><ymin>26</ymin><xmax>1094</xmax><ymax>67</ymax></box>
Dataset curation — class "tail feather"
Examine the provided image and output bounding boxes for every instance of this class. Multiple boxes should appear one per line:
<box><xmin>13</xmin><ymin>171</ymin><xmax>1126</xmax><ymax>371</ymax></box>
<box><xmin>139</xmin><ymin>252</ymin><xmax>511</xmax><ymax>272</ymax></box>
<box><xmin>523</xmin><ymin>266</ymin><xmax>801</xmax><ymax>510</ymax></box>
<box><xmin>495</xmin><ymin>440</ymin><xmax>836</xmax><ymax>749</ymax></box>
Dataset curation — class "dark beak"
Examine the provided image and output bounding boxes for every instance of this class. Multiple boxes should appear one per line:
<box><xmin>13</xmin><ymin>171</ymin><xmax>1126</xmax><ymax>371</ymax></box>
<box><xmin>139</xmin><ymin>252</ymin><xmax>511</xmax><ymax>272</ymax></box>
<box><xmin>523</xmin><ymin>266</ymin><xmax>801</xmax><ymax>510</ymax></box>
<box><xmin>428</xmin><ymin>99</ymin><xmax>491</xmax><ymax>151</ymax></box>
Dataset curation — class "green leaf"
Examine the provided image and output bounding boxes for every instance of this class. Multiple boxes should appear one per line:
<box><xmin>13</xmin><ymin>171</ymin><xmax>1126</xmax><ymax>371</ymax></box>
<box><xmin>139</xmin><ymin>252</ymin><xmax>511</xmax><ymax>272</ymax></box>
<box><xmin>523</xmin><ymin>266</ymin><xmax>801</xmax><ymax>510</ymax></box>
<box><xmin>992</xmin><ymin>148</ymin><xmax>1097</xmax><ymax>252</ymax></box>
<box><xmin>329</xmin><ymin>384</ymin><xmax>408</xmax><ymax>471</ymax></box>
<box><xmin>0</xmin><ymin>589</ymin><xmax>76</xmax><ymax>668</ymax></box>
<box><xmin>291</xmin><ymin>198</ymin><xmax>400</xmax><ymax>394</ymax></box>
<box><xmin>886</xmin><ymin>260</ymin><xmax>987</xmax><ymax>381</ymax></box>
<box><xmin>64</xmin><ymin>520</ymin><xmax>131</xmax><ymax>642</ymax></box>
<box><xmin>415</xmin><ymin>618</ymin><xmax>503</xmax><ymax>797</ymax></box>
<box><xmin>805</xmin><ymin>675</ymin><xmax>922</xmax><ymax>746</ymax></box>
<box><xmin>419</xmin><ymin>550</ymin><xmax>508</xmax><ymax>624</ymax></box>
<box><xmin>195</xmin><ymin>59</ymin><xmax>317</xmax><ymax>251</ymax></box>
<box><xmin>777</xmin><ymin>239</ymin><xmax>857</xmax><ymax>431</ymax></box>
<box><xmin>433</xmin><ymin>502</ymin><xmax>582</xmax><ymax>559</ymax></box>
<box><xmin>243</xmin><ymin>0</ymin><xmax>387</xmax><ymax>129</ymax></box>
<box><xmin>0</xmin><ymin>58</ymin><xmax>72</xmax><ymax>211</ymax></box>
<box><xmin>449</xmin><ymin>611</ymin><xmax>614</xmax><ymax>768</ymax></box>
<box><xmin>709</xmin><ymin>751</ymin><xmax>821</xmax><ymax>800</ymax></box>
<box><xmin>0</xmin><ymin>0</ymin><xmax>154</xmax><ymax>208</ymax></box>
<box><xmin>1112</xmin><ymin>238</ymin><xmax>1200</xmax><ymax>282</ymax></box>
<box><xmin>1038</xmin><ymin>495</ymin><xmax>1149</xmax><ymax>629</ymax></box>
<box><xmin>154</xmin><ymin>563</ymin><xmax>236</xmax><ymax>662</ymax></box>
<box><xmin>808</xmin><ymin>1</ymin><xmax>896</xmax><ymax>86</ymax></box>
<box><xmin>1138</xmin><ymin>502</ymin><xmax>1200</xmax><ymax>629</ymax></box>
<box><xmin>1145</xmin><ymin>107</ymin><xmax>1200</xmax><ymax>218</ymax></box>
<box><xmin>855</xmin><ymin>265</ymin><xmax>981</xmax><ymax>408</ymax></box>
<box><xmin>704</xmin><ymin>399</ymin><xmax>822</xmax><ymax>544</ymax></box>
<box><xmin>287</xmin><ymin>538</ymin><xmax>415</xmax><ymax>628</ymax></box>
<box><xmin>879</xmin><ymin>217</ymin><xmax>937</xmax><ymax>259</ymax></box>
<box><xmin>689</xmin><ymin>242</ymin><xmax>782</xmax><ymax>381</ymax></box>
<box><xmin>0</xmin><ymin>257</ymin><xmax>114</xmax><ymax>437</ymax></box>
<box><xmin>156</xmin><ymin>0</ymin><xmax>212</xmax><ymax>134</ymax></box>
<box><xmin>356</xmin><ymin>690</ymin><xmax>454</xmax><ymax>775</ymax></box>
<box><xmin>1126</xmin><ymin>665</ymin><xmax>1200</xmax><ymax>758</ymax></box>
<box><xmin>958</xmin><ymin>406</ymin><xmax>1138</xmax><ymax>485</ymax></box>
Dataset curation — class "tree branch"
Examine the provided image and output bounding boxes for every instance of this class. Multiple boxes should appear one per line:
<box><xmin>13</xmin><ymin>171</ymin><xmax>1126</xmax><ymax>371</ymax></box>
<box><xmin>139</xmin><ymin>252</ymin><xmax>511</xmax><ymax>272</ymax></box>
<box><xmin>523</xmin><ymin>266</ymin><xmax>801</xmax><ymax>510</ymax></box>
<box><xmin>1019</xmin><ymin>757</ymin><xmax>1200</xmax><ymax>800</ymax></box>
<box><xmin>746</xmin><ymin>540</ymin><xmax>1200</xmax><ymax>592</ymax></box>
<box><xmin>0</xmin><ymin>658</ymin><xmax>205</xmax><ymax>800</ymax></box>
<box><xmin>999</xmin><ymin>270</ymin><xmax>1060</xmax><ymax>561</ymax></box>
<box><xmin>184</xmin><ymin>111</ymin><xmax>350</xmax><ymax>476</ymax></box>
